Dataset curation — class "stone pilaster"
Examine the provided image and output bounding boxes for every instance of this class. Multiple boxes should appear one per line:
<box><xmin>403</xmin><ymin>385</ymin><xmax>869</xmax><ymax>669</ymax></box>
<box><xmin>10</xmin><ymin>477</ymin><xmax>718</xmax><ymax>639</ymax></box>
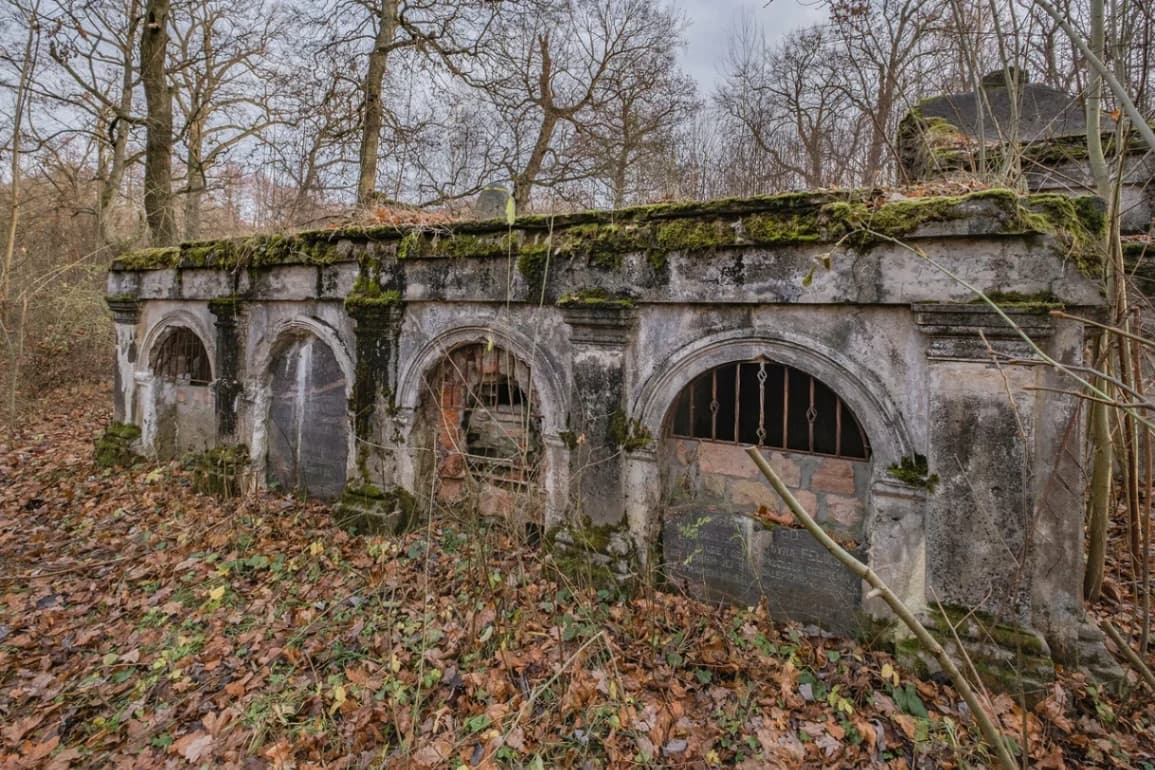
<box><xmin>914</xmin><ymin>303</ymin><xmax>1056</xmax><ymax>624</ymax></box>
<box><xmin>105</xmin><ymin>297</ymin><xmax>140</xmax><ymax>423</ymax></box>
<box><xmin>560</xmin><ymin>303</ymin><xmax>638</xmax><ymax>525</ymax></box>
<box><xmin>347</xmin><ymin>301</ymin><xmax>404</xmax><ymax>482</ymax></box>
<box><xmin>209</xmin><ymin>299</ymin><xmax>245</xmax><ymax>440</ymax></box>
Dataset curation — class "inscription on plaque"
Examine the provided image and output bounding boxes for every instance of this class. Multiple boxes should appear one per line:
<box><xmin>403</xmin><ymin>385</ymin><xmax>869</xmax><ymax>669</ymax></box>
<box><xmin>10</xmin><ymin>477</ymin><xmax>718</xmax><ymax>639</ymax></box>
<box><xmin>663</xmin><ymin>506</ymin><xmax>864</xmax><ymax>636</ymax></box>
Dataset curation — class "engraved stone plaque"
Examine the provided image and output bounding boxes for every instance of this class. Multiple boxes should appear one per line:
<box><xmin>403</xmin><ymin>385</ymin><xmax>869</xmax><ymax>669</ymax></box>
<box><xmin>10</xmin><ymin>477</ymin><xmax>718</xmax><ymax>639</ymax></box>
<box><xmin>759</xmin><ymin>528</ymin><xmax>864</xmax><ymax>636</ymax></box>
<box><xmin>663</xmin><ymin>508</ymin><xmax>760</xmax><ymax>607</ymax></box>
<box><xmin>663</xmin><ymin>506</ymin><xmax>864</xmax><ymax>636</ymax></box>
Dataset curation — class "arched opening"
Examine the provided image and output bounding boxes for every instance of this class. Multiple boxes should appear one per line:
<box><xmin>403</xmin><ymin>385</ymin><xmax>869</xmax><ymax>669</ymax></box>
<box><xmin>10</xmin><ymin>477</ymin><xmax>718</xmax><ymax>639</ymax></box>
<box><xmin>266</xmin><ymin>330</ymin><xmax>349</xmax><ymax>500</ymax></box>
<box><xmin>152</xmin><ymin>326</ymin><xmax>212</xmax><ymax>385</ymax></box>
<box><xmin>148</xmin><ymin>325</ymin><xmax>215</xmax><ymax>458</ymax></box>
<box><xmin>669</xmin><ymin>358</ymin><xmax>870</xmax><ymax>459</ymax></box>
<box><xmin>414</xmin><ymin>343</ymin><xmax>545</xmax><ymax>534</ymax></box>
<box><xmin>660</xmin><ymin>357</ymin><xmax>872</xmax><ymax>634</ymax></box>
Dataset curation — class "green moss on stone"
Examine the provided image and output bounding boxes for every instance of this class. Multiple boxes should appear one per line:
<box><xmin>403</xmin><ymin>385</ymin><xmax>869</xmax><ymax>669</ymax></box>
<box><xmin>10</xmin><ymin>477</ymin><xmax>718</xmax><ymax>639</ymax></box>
<box><xmin>557</xmin><ymin>288</ymin><xmax>635</xmax><ymax>308</ymax></box>
<box><xmin>558</xmin><ymin>430</ymin><xmax>579</xmax><ymax>450</ymax></box>
<box><xmin>112</xmin><ymin>230</ymin><xmax>341</xmax><ymax>272</ymax></box>
<box><xmin>655</xmin><ymin>219</ymin><xmax>733</xmax><ymax>252</ymax></box>
<box><xmin>887</xmin><ymin>454</ymin><xmax>939</xmax><ymax>492</ymax></box>
<box><xmin>743</xmin><ymin>212</ymin><xmax>823</xmax><ymax>244</ymax></box>
<box><xmin>977</xmin><ymin>291</ymin><xmax>1064</xmax><ymax>311</ymax></box>
<box><xmin>516</xmin><ymin>246</ymin><xmax>551</xmax><ymax>294</ymax></box>
<box><xmin>334</xmin><ymin>485</ymin><xmax>417</xmax><ymax>535</ymax></box>
<box><xmin>397</xmin><ymin>231</ymin><xmax>420</xmax><ymax>259</ymax></box>
<box><xmin>109</xmin><ymin>188</ymin><xmax>1104</xmax><ymax>286</ymax></box>
<box><xmin>112</xmin><ymin>246</ymin><xmax>181</xmax><ymax>271</ymax></box>
<box><xmin>183</xmin><ymin>444</ymin><xmax>249</xmax><ymax>498</ymax></box>
<box><xmin>549</xmin><ymin>552</ymin><xmax>619</xmax><ymax>592</ymax></box>
<box><xmin>94</xmin><ymin>422</ymin><xmax>142</xmax><ymax>467</ymax></box>
<box><xmin>608</xmin><ymin>410</ymin><xmax>652</xmax><ymax>451</ymax></box>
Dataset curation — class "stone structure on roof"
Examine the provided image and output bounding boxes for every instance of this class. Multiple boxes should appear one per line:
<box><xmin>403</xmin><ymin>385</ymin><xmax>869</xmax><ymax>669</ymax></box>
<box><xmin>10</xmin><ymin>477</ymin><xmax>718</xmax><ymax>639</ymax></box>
<box><xmin>104</xmin><ymin>189</ymin><xmax>1121</xmax><ymax>694</ymax></box>
<box><xmin>899</xmin><ymin>69</ymin><xmax>1155</xmax><ymax>234</ymax></box>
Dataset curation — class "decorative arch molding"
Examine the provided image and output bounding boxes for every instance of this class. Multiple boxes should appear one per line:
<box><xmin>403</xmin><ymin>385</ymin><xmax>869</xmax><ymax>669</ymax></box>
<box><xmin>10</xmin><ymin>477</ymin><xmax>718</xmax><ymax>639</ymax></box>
<box><xmin>396</xmin><ymin>324</ymin><xmax>569</xmax><ymax>435</ymax></box>
<box><xmin>139</xmin><ymin>309</ymin><xmax>216</xmax><ymax>381</ymax></box>
<box><xmin>632</xmin><ymin>328</ymin><xmax>913</xmax><ymax>464</ymax></box>
<box><xmin>250</xmin><ymin>315</ymin><xmax>356</xmax><ymax>388</ymax></box>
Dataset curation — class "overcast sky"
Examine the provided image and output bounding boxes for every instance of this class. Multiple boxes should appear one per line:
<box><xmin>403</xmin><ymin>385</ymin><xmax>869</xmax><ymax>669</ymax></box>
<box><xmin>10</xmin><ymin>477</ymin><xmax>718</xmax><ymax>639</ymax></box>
<box><xmin>675</xmin><ymin>0</ymin><xmax>826</xmax><ymax>90</ymax></box>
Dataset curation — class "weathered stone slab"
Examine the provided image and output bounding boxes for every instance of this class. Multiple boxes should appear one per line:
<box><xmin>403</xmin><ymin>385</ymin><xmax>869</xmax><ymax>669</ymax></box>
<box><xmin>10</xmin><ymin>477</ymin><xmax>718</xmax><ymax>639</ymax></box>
<box><xmin>663</xmin><ymin>506</ymin><xmax>864</xmax><ymax>636</ymax></box>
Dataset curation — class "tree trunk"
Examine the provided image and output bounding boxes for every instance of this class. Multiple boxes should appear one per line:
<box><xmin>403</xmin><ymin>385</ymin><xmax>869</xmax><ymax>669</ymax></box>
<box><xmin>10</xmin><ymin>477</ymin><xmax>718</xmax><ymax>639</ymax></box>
<box><xmin>140</xmin><ymin>0</ymin><xmax>178</xmax><ymax>246</ymax></box>
<box><xmin>184</xmin><ymin>115</ymin><xmax>205</xmax><ymax>241</ymax></box>
<box><xmin>2</xmin><ymin>9</ymin><xmax>37</xmax><ymax>436</ymax></box>
<box><xmin>356</xmin><ymin>0</ymin><xmax>398</xmax><ymax>208</ymax></box>
<box><xmin>97</xmin><ymin>0</ymin><xmax>141</xmax><ymax>253</ymax></box>
<box><xmin>514</xmin><ymin>112</ymin><xmax>559</xmax><ymax>212</ymax></box>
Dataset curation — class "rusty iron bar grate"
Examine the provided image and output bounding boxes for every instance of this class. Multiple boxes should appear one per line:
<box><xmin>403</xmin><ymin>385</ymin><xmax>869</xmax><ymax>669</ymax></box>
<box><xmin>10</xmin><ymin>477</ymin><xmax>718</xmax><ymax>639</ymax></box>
<box><xmin>671</xmin><ymin>358</ymin><xmax>870</xmax><ymax>460</ymax></box>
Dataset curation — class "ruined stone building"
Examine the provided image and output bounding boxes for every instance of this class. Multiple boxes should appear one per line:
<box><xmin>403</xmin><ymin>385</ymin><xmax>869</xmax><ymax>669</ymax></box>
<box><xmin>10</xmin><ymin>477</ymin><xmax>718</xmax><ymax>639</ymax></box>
<box><xmin>105</xmin><ymin>184</ymin><xmax>1122</xmax><ymax>691</ymax></box>
<box><xmin>100</xmin><ymin>59</ymin><xmax>1155</xmax><ymax>695</ymax></box>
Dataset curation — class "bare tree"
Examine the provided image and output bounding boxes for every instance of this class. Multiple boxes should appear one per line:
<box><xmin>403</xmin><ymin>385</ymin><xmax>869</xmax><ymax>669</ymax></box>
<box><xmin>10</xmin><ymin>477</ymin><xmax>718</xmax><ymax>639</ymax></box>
<box><xmin>822</xmin><ymin>0</ymin><xmax>947</xmax><ymax>185</ymax></box>
<box><xmin>576</xmin><ymin>7</ymin><xmax>697</xmax><ymax>208</ymax></box>
<box><xmin>170</xmin><ymin>0</ymin><xmax>282</xmax><ymax>239</ymax></box>
<box><xmin>455</xmin><ymin>0</ymin><xmax>692</xmax><ymax>211</ymax></box>
<box><xmin>717</xmin><ymin>22</ymin><xmax>865</xmax><ymax>190</ymax></box>
<box><xmin>38</xmin><ymin>0</ymin><xmax>144</xmax><ymax>251</ymax></box>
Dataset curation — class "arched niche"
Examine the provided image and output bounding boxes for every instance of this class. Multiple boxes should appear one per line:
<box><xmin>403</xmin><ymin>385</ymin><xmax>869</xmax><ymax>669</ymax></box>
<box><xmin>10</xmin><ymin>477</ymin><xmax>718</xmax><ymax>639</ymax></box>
<box><xmin>411</xmin><ymin>342</ymin><xmax>546</xmax><ymax>536</ymax></box>
<box><xmin>143</xmin><ymin>322</ymin><xmax>215</xmax><ymax>458</ymax></box>
<box><xmin>641</xmin><ymin>331</ymin><xmax>908</xmax><ymax>636</ymax></box>
<box><xmin>265</xmin><ymin>329</ymin><xmax>350</xmax><ymax>500</ymax></box>
<box><xmin>661</xmin><ymin>356</ymin><xmax>874</xmax><ymax>542</ymax></box>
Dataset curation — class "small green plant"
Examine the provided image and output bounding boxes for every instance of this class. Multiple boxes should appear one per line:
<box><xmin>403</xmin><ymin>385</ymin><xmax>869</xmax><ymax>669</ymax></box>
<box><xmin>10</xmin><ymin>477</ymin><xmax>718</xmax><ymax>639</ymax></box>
<box><xmin>887</xmin><ymin>454</ymin><xmax>939</xmax><ymax>491</ymax></box>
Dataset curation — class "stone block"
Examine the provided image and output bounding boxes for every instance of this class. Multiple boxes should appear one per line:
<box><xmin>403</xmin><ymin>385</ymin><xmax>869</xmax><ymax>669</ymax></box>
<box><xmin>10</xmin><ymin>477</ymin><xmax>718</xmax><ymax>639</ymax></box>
<box><xmin>824</xmin><ymin>495</ymin><xmax>865</xmax><ymax>532</ymax></box>
<box><xmin>663</xmin><ymin>508</ymin><xmax>760</xmax><ymax>606</ymax></box>
<box><xmin>439</xmin><ymin>452</ymin><xmax>465</xmax><ymax>478</ymax></box>
<box><xmin>663</xmin><ymin>507</ymin><xmax>864</xmax><ymax>635</ymax></box>
<box><xmin>810</xmin><ymin>457</ymin><xmax>858</xmax><ymax>495</ymax></box>
<box><xmin>702</xmin><ymin>473</ymin><xmax>727</xmax><ymax>499</ymax></box>
<box><xmin>437</xmin><ymin>477</ymin><xmax>464</xmax><ymax>501</ymax></box>
<box><xmin>334</xmin><ymin>485</ymin><xmax>417</xmax><ymax>535</ymax></box>
<box><xmin>672</xmin><ymin>438</ymin><xmax>696</xmax><ymax>467</ymax></box>
<box><xmin>478</xmin><ymin>483</ymin><xmax>514</xmax><ymax>518</ymax></box>
<box><xmin>730</xmin><ymin>479</ymin><xmax>815</xmax><ymax>517</ymax></box>
<box><xmin>762</xmin><ymin>451</ymin><xmax>802</xmax><ymax>487</ymax></box>
<box><xmin>696</xmin><ymin>441</ymin><xmax>750</xmax><ymax>477</ymax></box>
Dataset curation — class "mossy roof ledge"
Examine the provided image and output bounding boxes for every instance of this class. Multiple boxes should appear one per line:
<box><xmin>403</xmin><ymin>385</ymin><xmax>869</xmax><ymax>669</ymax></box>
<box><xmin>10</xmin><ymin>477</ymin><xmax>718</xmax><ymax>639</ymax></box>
<box><xmin>110</xmin><ymin>228</ymin><xmax>350</xmax><ymax>272</ymax></box>
<box><xmin>110</xmin><ymin>189</ymin><xmax>1105</xmax><ymax>272</ymax></box>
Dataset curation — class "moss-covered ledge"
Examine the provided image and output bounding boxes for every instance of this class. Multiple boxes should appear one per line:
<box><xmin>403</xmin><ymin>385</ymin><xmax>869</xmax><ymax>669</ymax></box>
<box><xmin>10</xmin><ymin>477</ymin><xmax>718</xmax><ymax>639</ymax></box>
<box><xmin>110</xmin><ymin>188</ymin><xmax>1107</xmax><ymax>275</ymax></box>
<box><xmin>111</xmin><ymin>230</ymin><xmax>350</xmax><ymax>272</ymax></box>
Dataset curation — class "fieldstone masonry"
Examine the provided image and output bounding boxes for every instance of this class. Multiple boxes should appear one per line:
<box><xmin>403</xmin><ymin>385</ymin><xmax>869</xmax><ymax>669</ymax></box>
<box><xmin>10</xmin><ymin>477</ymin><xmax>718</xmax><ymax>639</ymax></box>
<box><xmin>106</xmin><ymin>188</ymin><xmax>1117</xmax><ymax>691</ymax></box>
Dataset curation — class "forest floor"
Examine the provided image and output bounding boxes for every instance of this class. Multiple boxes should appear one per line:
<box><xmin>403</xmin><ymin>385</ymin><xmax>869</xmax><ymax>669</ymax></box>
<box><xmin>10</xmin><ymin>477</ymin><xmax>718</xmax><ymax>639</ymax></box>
<box><xmin>1</xmin><ymin>383</ymin><xmax>1154</xmax><ymax>769</ymax></box>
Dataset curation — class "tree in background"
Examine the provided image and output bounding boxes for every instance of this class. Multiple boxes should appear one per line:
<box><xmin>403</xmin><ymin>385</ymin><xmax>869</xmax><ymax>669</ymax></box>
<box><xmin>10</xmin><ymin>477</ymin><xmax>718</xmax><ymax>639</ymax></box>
<box><xmin>139</xmin><ymin>0</ymin><xmax>176</xmax><ymax>245</ymax></box>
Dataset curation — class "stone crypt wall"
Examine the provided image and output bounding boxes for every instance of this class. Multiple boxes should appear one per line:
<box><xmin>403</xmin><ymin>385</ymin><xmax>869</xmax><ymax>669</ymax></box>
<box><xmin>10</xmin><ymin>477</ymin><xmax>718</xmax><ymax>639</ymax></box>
<box><xmin>105</xmin><ymin>189</ymin><xmax>1113</xmax><ymax>689</ymax></box>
